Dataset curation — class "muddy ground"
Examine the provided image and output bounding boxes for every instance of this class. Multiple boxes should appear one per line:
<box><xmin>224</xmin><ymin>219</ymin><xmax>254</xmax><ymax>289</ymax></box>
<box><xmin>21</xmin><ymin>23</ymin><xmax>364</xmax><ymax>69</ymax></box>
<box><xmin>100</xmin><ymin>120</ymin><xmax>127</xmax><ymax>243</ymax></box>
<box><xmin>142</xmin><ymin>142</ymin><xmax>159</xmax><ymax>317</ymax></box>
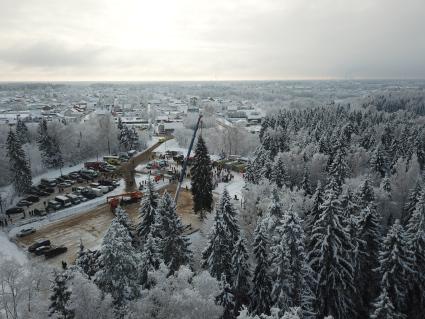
<box><xmin>16</xmin><ymin>184</ymin><xmax>198</xmax><ymax>267</ymax></box>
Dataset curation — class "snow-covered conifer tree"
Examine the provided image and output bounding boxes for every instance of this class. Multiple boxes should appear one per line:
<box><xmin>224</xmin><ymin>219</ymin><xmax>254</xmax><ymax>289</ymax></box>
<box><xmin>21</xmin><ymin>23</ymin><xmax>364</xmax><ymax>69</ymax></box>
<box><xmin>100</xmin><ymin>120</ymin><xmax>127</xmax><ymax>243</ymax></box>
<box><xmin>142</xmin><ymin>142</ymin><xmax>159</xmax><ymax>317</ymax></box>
<box><xmin>94</xmin><ymin>218</ymin><xmax>140</xmax><ymax>308</ymax></box>
<box><xmin>402</xmin><ymin>182</ymin><xmax>422</xmax><ymax>225</ymax></box>
<box><xmin>216</xmin><ymin>275</ymin><xmax>235</xmax><ymax>319</ymax></box>
<box><xmin>137</xmin><ymin>180</ymin><xmax>159</xmax><ymax>242</ymax></box>
<box><xmin>250</xmin><ymin>222</ymin><xmax>272</xmax><ymax>316</ymax></box>
<box><xmin>231</xmin><ymin>236</ymin><xmax>251</xmax><ymax>316</ymax></box>
<box><xmin>271</xmin><ymin>156</ymin><xmax>289</xmax><ymax>189</ymax></box>
<box><xmin>16</xmin><ymin>118</ymin><xmax>30</xmax><ymax>144</ymax></box>
<box><xmin>372</xmin><ymin>220</ymin><xmax>414</xmax><ymax>317</ymax></box>
<box><xmin>6</xmin><ymin>130</ymin><xmax>32</xmax><ymax>194</ymax></box>
<box><xmin>308</xmin><ymin>183</ymin><xmax>355</xmax><ymax>319</ymax></box>
<box><xmin>49</xmin><ymin>271</ymin><xmax>74</xmax><ymax>319</ymax></box>
<box><xmin>154</xmin><ymin>192</ymin><xmax>192</xmax><ymax>274</ymax></box>
<box><xmin>190</xmin><ymin>135</ymin><xmax>213</xmax><ymax>217</ymax></box>
<box><xmin>269</xmin><ymin>207</ymin><xmax>315</xmax><ymax>318</ymax></box>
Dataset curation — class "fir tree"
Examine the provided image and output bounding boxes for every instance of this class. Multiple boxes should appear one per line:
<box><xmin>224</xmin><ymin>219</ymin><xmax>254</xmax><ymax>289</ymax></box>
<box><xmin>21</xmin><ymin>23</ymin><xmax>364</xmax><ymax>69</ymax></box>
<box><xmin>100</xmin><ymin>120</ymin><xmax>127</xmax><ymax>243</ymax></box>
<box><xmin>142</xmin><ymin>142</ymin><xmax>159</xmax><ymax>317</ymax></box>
<box><xmin>373</xmin><ymin>220</ymin><xmax>414</xmax><ymax>316</ymax></box>
<box><xmin>370</xmin><ymin>288</ymin><xmax>404</xmax><ymax>319</ymax></box>
<box><xmin>115</xmin><ymin>206</ymin><xmax>132</xmax><ymax>230</ymax></box>
<box><xmin>328</xmin><ymin>148</ymin><xmax>350</xmax><ymax>186</ymax></box>
<box><xmin>355</xmin><ymin>205</ymin><xmax>381</xmax><ymax>317</ymax></box>
<box><xmin>202</xmin><ymin>195</ymin><xmax>233</xmax><ymax>280</ymax></box>
<box><xmin>231</xmin><ymin>236</ymin><xmax>251</xmax><ymax>316</ymax></box>
<box><xmin>401</xmin><ymin>183</ymin><xmax>422</xmax><ymax>226</ymax></box>
<box><xmin>304</xmin><ymin>181</ymin><xmax>324</xmax><ymax>241</ymax></box>
<box><xmin>301</xmin><ymin>168</ymin><xmax>312</xmax><ymax>196</ymax></box>
<box><xmin>381</xmin><ymin>176</ymin><xmax>392</xmax><ymax>198</ymax></box>
<box><xmin>190</xmin><ymin>135</ymin><xmax>213</xmax><ymax>217</ymax></box>
<box><xmin>6</xmin><ymin>130</ymin><xmax>32</xmax><ymax>194</ymax></box>
<box><xmin>308</xmin><ymin>184</ymin><xmax>355</xmax><ymax>319</ymax></box>
<box><xmin>94</xmin><ymin>218</ymin><xmax>140</xmax><ymax>308</ymax></box>
<box><xmin>48</xmin><ymin>135</ymin><xmax>64</xmax><ymax>170</ymax></box>
<box><xmin>271</xmin><ymin>156</ymin><xmax>289</xmax><ymax>189</ymax></box>
<box><xmin>154</xmin><ymin>192</ymin><xmax>192</xmax><ymax>274</ymax></box>
<box><xmin>16</xmin><ymin>118</ymin><xmax>30</xmax><ymax>144</ymax></box>
<box><xmin>139</xmin><ymin>233</ymin><xmax>161</xmax><ymax>288</ymax></box>
<box><xmin>269</xmin><ymin>207</ymin><xmax>315</xmax><ymax>318</ymax></box>
<box><xmin>137</xmin><ymin>180</ymin><xmax>159</xmax><ymax>242</ymax></box>
<box><xmin>250</xmin><ymin>222</ymin><xmax>272</xmax><ymax>316</ymax></box>
<box><xmin>37</xmin><ymin>118</ymin><xmax>51</xmax><ymax>167</ymax></box>
<box><xmin>75</xmin><ymin>241</ymin><xmax>101</xmax><ymax>280</ymax></box>
<box><xmin>218</xmin><ymin>188</ymin><xmax>240</xmax><ymax>247</ymax></box>
<box><xmin>405</xmin><ymin>191</ymin><xmax>425</xmax><ymax>319</ymax></box>
<box><xmin>356</xmin><ymin>178</ymin><xmax>375</xmax><ymax>209</ymax></box>
<box><xmin>49</xmin><ymin>271</ymin><xmax>74</xmax><ymax>319</ymax></box>
<box><xmin>216</xmin><ymin>275</ymin><xmax>235</xmax><ymax>319</ymax></box>
<box><xmin>370</xmin><ymin>144</ymin><xmax>389</xmax><ymax>178</ymax></box>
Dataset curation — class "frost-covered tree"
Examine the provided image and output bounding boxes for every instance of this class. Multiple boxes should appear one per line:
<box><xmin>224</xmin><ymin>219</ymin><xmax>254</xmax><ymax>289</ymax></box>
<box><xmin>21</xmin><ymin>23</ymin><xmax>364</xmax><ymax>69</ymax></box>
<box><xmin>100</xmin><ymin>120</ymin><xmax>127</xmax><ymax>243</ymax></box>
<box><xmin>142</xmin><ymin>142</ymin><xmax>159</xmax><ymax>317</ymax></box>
<box><xmin>373</xmin><ymin>220</ymin><xmax>414</xmax><ymax>317</ymax></box>
<box><xmin>356</xmin><ymin>178</ymin><xmax>375</xmax><ymax>209</ymax></box>
<box><xmin>370</xmin><ymin>288</ymin><xmax>403</xmax><ymax>319</ymax></box>
<box><xmin>301</xmin><ymin>168</ymin><xmax>312</xmax><ymax>196</ymax></box>
<box><xmin>269</xmin><ymin>207</ymin><xmax>315</xmax><ymax>318</ymax></box>
<box><xmin>16</xmin><ymin>118</ymin><xmax>30</xmax><ymax>144</ymax></box>
<box><xmin>115</xmin><ymin>206</ymin><xmax>132</xmax><ymax>230</ymax></box>
<box><xmin>190</xmin><ymin>135</ymin><xmax>213</xmax><ymax>217</ymax></box>
<box><xmin>94</xmin><ymin>218</ymin><xmax>140</xmax><ymax>309</ymax></box>
<box><xmin>328</xmin><ymin>148</ymin><xmax>349</xmax><ymax>186</ymax></box>
<box><xmin>49</xmin><ymin>271</ymin><xmax>74</xmax><ymax>319</ymax></box>
<box><xmin>231</xmin><ymin>236</ymin><xmax>251</xmax><ymax>316</ymax></box>
<box><xmin>271</xmin><ymin>156</ymin><xmax>289</xmax><ymax>189</ymax></box>
<box><xmin>405</xmin><ymin>191</ymin><xmax>425</xmax><ymax>319</ymax></box>
<box><xmin>137</xmin><ymin>180</ymin><xmax>159</xmax><ymax>242</ymax></box>
<box><xmin>127</xmin><ymin>266</ymin><xmax>223</xmax><ymax>319</ymax></box>
<box><xmin>250</xmin><ymin>222</ymin><xmax>272</xmax><ymax>316</ymax></box>
<box><xmin>218</xmin><ymin>188</ymin><xmax>240</xmax><ymax>246</ymax></box>
<box><xmin>202</xmin><ymin>195</ymin><xmax>233</xmax><ymax>281</ymax></box>
<box><xmin>304</xmin><ymin>181</ymin><xmax>324</xmax><ymax>240</ymax></box>
<box><xmin>6</xmin><ymin>130</ymin><xmax>32</xmax><ymax>194</ymax></box>
<box><xmin>75</xmin><ymin>241</ymin><xmax>101</xmax><ymax>280</ymax></box>
<box><xmin>216</xmin><ymin>275</ymin><xmax>235</xmax><ymax>319</ymax></box>
<box><xmin>355</xmin><ymin>205</ymin><xmax>381</xmax><ymax>317</ymax></box>
<box><xmin>154</xmin><ymin>192</ymin><xmax>192</xmax><ymax>274</ymax></box>
<box><xmin>370</xmin><ymin>144</ymin><xmax>389</xmax><ymax>178</ymax></box>
<box><xmin>308</xmin><ymin>184</ymin><xmax>355</xmax><ymax>319</ymax></box>
<box><xmin>139</xmin><ymin>233</ymin><xmax>161</xmax><ymax>287</ymax></box>
<box><xmin>402</xmin><ymin>183</ymin><xmax>422</xmax><ymax>226</ymax></box>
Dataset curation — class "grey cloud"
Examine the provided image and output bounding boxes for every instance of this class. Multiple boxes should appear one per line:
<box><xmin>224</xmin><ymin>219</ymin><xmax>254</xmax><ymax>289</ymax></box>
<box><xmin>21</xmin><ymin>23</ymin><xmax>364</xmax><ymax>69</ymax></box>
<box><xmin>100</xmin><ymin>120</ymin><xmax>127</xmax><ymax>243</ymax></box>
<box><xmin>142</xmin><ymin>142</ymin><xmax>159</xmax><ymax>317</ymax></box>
<box><xmin>0</xmin><ymin>41</ymin><xmax>105</xmax><ymax>69</ymax></box>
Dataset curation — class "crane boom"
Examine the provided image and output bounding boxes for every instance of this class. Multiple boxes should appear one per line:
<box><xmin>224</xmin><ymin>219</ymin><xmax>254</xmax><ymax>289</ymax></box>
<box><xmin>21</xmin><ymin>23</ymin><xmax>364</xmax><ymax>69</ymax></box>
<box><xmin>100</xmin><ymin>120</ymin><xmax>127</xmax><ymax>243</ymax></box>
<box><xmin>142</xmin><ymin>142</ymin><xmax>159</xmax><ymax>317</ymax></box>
<box><xmin>174</xmin><ymin>114</ymin><xmax>203</xmax><ymax>203</ymax></box>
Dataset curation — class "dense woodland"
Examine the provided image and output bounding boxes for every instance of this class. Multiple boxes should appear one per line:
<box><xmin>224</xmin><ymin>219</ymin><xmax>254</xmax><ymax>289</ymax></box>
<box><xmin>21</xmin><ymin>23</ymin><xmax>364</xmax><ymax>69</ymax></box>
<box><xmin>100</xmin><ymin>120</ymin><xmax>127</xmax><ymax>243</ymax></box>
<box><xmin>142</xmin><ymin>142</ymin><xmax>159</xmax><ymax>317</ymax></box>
<box><xmin>1</xmin><ymin>89</ymin><xmax>425</xmax><ymax>319</ymax></box>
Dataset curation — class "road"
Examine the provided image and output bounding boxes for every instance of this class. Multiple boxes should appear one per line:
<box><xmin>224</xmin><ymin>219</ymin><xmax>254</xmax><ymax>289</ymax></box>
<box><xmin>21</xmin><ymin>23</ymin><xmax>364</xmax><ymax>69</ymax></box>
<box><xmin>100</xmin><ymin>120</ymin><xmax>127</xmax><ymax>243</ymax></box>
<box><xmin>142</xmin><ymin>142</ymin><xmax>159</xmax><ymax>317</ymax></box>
<box><xmin>118</xmin><ymin>135</ymin><xmax>173</xmax><ymax>191</ymax></box>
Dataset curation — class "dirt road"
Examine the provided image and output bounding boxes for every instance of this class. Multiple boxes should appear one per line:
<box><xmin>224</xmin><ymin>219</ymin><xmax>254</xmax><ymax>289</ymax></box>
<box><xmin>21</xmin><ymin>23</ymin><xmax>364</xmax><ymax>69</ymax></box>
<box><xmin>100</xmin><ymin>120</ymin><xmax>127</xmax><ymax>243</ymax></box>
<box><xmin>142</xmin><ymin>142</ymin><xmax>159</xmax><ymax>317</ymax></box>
<box><xmin>16</xmin><ymin>183</ymin><xmax>198</xmax><ymax>267</ymax></box>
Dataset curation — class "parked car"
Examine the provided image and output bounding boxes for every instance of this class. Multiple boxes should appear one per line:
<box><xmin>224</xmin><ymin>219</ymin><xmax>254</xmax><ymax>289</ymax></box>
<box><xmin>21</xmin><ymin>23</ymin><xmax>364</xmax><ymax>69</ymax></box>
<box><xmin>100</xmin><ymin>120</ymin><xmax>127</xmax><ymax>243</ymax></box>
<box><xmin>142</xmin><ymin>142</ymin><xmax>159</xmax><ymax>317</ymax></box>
<box><xmin>27</xmin><ymin>187</ymin><xmax>42</xmax><ymax>196</ymax></box>
<box><xmin>38</xmin><ymin>185</ymin><xmax>55</xmax><ymax>193</ymax></box>
<box><xmin>58</xmin><ymin>181</ymin><xmax>72</xmax><ymax>188</ymax></box>
<box><xmin>47</xmin><ymin>200</ymin><xmax>62</xmax><ymax>210</ymax></box>
<box><xmin>55</xmin><ymin>196</ymin><xmax>72</xmax><ymax>208</ymax></box>
<box><xmin>64</xmin><ymin>179</ymin><xmax>76</xmax><ymax>185</ymax></box>
<box><xmin>44</xmin><ymin>246</ymin><xmax>68</xmax><ymax>259</ymax></box>
<box><xmin>28</xmin><ymin>239</ymin><xmax>51</xmax><ymax>253</ymax></box>
<box><xmin>6</xmin><ymin>207</ymin><xmax>24</xmax><ymax>215</ymax></box>
<box><xmin>81</xmin><ymin>188</ymin><xmax>96</xmax><ymax>199</ymax></box>
<box><xmin>33</xmin><ymin>208</ymin><xmax>47</xmax><ymax>217</ymax></box>
<box><xmin>127</xmin><ymin>150</ymin><xmax>137</xmax><ymax>157</ymax></box>
<box><xmin>77</xmin><ymin>194</ymin><xmax>88</xmax><ymax>202</ymax></box>
<box><xmin>98</xmin><ymin>186</ymin><xmax>109</xmax><ymax>194</ymax></box>
<box><xmin>16</xmin><ymin>200</ymin><xmax>31</xmax><ymax>207</ymax></box>
<box><xmin>35</xmin><ymin>245</ymin><xmax>52</xmax><ymax>256</ymax></box>
<box><xmin>17</xmin><ymin>228</ymin><xmax>36</xmax><ymax>237</ymax></box>
<box><xmin>84</xmin><ymin>161</ymin><xmax>104</xmax><ymax>170</ymax></box>
<box><xmin>91</xmin><ymin>187</ymin><xmax>104</xmax><ymax>197</ymax></box>
<box><xmin>40</xmin><ymin>178</ymin><xmax>57</xmax><ymax>187</ymax></box>
<box><xmin>69</xmin><ymin>172</ymin><xmax>81</xmax><ymax>180</ymax></box>
<box><xmin>66</xmin><ymin>194</ymin><xmax>80</xmax><ymax>205</ymax></box>
<box><xmin>25</xmin><ymin>195</ymin><xmax>40</xmax><ymax>203</ymax></box>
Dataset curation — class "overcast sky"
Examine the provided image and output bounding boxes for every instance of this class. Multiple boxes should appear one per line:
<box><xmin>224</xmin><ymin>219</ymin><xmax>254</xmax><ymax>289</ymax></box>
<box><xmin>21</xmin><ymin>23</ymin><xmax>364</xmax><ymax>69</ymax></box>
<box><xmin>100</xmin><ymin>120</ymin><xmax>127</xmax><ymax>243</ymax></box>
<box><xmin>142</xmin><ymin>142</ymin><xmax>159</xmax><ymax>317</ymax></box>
<box><xmin>0</xmin><ymin>0</ymin><xmax>424</xmax><ymax>81</ymax></box>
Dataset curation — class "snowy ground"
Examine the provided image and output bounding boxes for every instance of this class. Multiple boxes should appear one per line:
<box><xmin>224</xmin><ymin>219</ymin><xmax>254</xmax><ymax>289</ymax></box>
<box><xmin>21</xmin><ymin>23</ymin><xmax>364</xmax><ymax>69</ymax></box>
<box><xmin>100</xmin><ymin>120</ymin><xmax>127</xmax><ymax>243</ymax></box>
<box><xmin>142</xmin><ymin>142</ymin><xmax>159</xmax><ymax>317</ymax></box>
<box><xmin>213</xmin><ymin>172</ymin><xmax>245</xmax><ymax>199</ymax></box>
<box><xmin>0</xmin><ymin>231</ymin><xmax>27</xmax><ymax>263</ymax></box>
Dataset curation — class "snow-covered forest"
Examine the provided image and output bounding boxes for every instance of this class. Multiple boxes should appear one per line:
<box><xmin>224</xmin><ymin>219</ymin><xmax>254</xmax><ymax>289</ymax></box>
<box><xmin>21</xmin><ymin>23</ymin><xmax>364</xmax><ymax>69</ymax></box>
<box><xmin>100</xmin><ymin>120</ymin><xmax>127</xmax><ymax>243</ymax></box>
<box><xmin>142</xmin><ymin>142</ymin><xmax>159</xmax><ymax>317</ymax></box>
<box><xmin>1</xmin><ymin>82</ymin><xmax>425</xmax><ymax>319</ymax></box>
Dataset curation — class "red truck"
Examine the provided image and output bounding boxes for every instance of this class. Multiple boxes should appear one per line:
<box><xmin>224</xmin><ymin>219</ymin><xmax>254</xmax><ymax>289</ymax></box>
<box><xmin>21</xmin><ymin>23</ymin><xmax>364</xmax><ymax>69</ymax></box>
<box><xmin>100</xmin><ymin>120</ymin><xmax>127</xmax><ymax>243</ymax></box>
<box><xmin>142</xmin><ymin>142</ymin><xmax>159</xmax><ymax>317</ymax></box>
<box><xmin>84</xmin><ymin>161</ymin><xmax>104</xmax><ymax>170</ymax></box>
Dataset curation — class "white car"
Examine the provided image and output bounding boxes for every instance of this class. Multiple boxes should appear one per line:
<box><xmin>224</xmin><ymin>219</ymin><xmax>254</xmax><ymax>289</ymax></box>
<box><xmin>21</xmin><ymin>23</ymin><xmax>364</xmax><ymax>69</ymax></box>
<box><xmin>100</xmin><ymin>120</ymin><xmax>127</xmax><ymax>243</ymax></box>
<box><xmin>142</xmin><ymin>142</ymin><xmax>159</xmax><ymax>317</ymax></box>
<box><xmin>17</xmin><ymin>228</ymin><xmax>36</xmax><ymax>238</ymax></box>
